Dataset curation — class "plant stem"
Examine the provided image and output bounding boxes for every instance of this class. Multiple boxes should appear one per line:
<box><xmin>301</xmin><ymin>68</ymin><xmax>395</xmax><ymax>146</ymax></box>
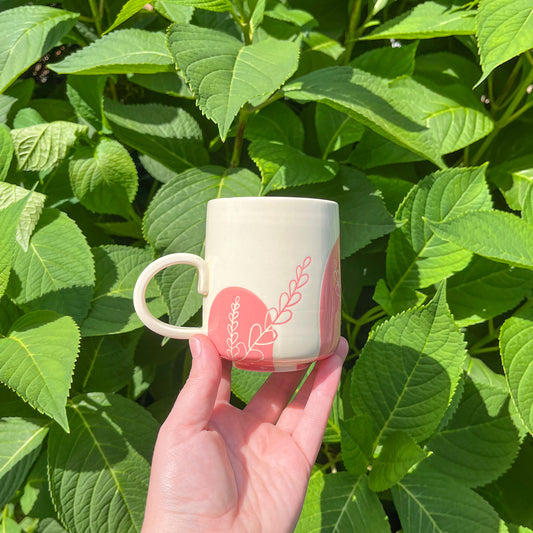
<box><xmin>88</xmin><ymin>0</ymin><xmax>103</xmax><ymax>35</ymax></box>
<box><xmin>343</xmin><ymin>0</ymin><xmax>363</xmax><ymax>65</ymax></box>
<box><xmin>230</xmin><ymin>105</ymin><xmax>250</xmax><ymax>168</ymax></box>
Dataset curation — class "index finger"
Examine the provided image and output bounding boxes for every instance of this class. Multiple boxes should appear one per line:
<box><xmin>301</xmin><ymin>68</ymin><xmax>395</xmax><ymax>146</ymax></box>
<box><xmin>289</xmin><ymin>338</ymin><xmax>348</xmax><ymax>465</ymax></box>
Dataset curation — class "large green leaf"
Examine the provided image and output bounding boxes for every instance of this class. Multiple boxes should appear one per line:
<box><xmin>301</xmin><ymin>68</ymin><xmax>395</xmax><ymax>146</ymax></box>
<box><xmin>350</xmin><ymin>41</ymin><xmax>418</xmax><ymax>79</ymax></box>
<box><xmin>81</xmin><ymin>245</ymin><xmax>167</xmax><ymax>336</ymax></box>
<box><xmin>364</xmin><ymin>0</ymin><xmax>476</xmax><ymax>40</ymax></box>
<box><xmin>429</xmin><ymin>210</ymin><xmax>533</xmax><ymax>270</ymax></box>
<box><xmin>230</xmin><ymin>367</ymin><xmax>269</xmax><ymax>404</ymax></box>
<box><xmin>0</xmin><ymin>6</ymin><xmax>78</xmax><ymax>93</ymax></box>
<box><xmin>104</xmin><ymin>99</ymin><xmax>208</xmax><ymax>172</ymax></box>
<box><xmin>387</xmin><ymin>74</ymin><xmax>494</xmax><ymax>155</ymax></box>
<box><xmin>0</xmin><ymin>195</ymin><xmax>29</xmax><ymax>299</ymax></box>
<box><xmin>0</xmin><ymin>311</ymin><xmax>80</xmax><ymax>431</ymax></box>
<box><xmin>340</xmin><ymin>414</ymin><xmax>375</xmax><ymax>476</ymax></box>
<box><xmin>500</xmin><ymin>308</ymin><xmax>533</xmax><ymax>437</ymax></box>
<box><xmin>284</xmin><ymin>66</ymin><xmax>444</xmax><ymax>167</ymax></box>
<box><xmin>384</xmin><ymin>166</ymin><xmax>492</xmax><ymax>311</ymax></box>
<box><xmin>392</xmin><ymin>471</ymin><xmax>501</xmax><ymax>533</ymax></box>
<box><xmin>315</xmin><ymin>104</ymin><xmax>364</xmax><ymax>158</ymax></box>
<box><xmin>66</xmin><ymin>75</ymin><xmax>107</xmax><ymax>132</ymax></box>
<box><xmin>157</xmin><ymin>0</ymin><xmax>232</xmax><ymax>12</ymax></box>
<box><xmin>419</xmin><ymin>379</ymin><xmax>520</xmax><ymax>487</ymax></box>
<box><xmin>351</xmin><ymin>286</ymin><xmax>466</xmax><ymax>447</ymax></box>
<box><xmin>167</xmin><ymin>24</ymin><xmax>299</xmax><ymax>139</ymax></box>
<box><xmin>104</xmin><ymin>0</ymin><xmax>153</xmax><ymax>33</ymax></box>
<box><xmin>368</xmin><ymin>432</ymin><xmax>428</xmax><ymax>492</ymax></box>
<box><xmin>127</xmin><ymin>71</ymin><xmax>193</xmax><ymax>98</ymax></box>
<box><xmin>73</xmin><ymin>332</ymin><xmax>140</xmax><ymax>393</ymax></box>
<box><xmin>447</xmin><ymin>256</ymin><xmax>533</xmax><ymax>326</ymax></box>
<box><xmin>48</xmin><ymin>393</ymin><xmax>158</xmax><ymax>533</ymax></box>
<box><xmin>291</xmin><ymin>166</ymin><xmax>396</xmax><ymax>259</ymax></box>
<box><xmin>11</xmin><ymin>121</ymin><xmax>88</xmax><ymax>172</ymax></box>
<box><xmin>51</xmin><ymin>29</ymin><xmax>174</xmax><ymax>75</ymax></box>
<box><xmin>295</xmin><ymin>472</ymin><xmax>390</xmax><ymax>533</ymax></box>
<box><xmin>0</xmin><ymin>183</ymin><xmax>45</xmax><ymax>251</ymax></box>
<box><xmin>69</xmin><ymin>137</ymin><xmax>138</xmax><ymax>217</ymax></box>
<box><xmin>0</xmin><ymin>417</ymin><xmax>49</xmax><ymax>506</ymax></box>
<box><xmin>248</xmin><ymin>140</ymin><xmax>337</xmax><ymax>192</ymax></box>
<box><xmin>245</xmin><ymin>102</ymin><xmax>304</xmax><ymax>149</ymax></box>
<box><xmin>9</xmin><ymin>209</ymin><xmax>94</xmax><ymax>324</ymax></box>
<box><xmin>144</xmin><ymin>166</ymin><xmax>261</xmax><ymax>325</ymax></box>
<box><xmin>0</xmin><ymin>125</ymin><xmax>13</xmax><ymax>181</ymax></box>
<box><xmin>476</xmin><ymin>0</ymin><xmax>533</xmax><ymax>82</ymax></box>
<box><xmin>153</xmin><ymin>1</ymin><xmax>194</xmax><ymax>23</ymax></box>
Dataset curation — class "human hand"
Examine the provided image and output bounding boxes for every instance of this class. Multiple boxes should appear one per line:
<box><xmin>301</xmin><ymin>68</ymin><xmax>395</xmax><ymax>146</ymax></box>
<box><xmin>142</xmin><ymin>334</ymin><xmax>349</xmax><ymax>533</ymax></box>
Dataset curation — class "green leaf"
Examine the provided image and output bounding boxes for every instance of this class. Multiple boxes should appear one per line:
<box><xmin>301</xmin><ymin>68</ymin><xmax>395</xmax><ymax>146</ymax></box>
<box><xmin>386</xmin><ymin>74</ymin><xmax>494</xmax><ymax>155</ymax></box>
<box><xmin>0</xmin><ymin>311</ymin><xmax>80</xmax><ymax>431</ymax></box>
<box><xmin>476</xmin><ymin>0</ymin><xmax>533</xmax><ymax>83</ymax></box>
<box><xmin>264</xmin><ymin>3</ymin><xmax>317</xmax><ymax>27</ymax></box>
<box><xmin>303</xmin><ymin>32</ymin><xmax>344</xmax><ymax>60</ymax></box>
<box><xmin>350</xmin><ymin>41</ymin><xmax>418</xmax><ymax>79</ymax></box>
<box><xmin>73</xmin><ymin>332</ymin><xmax>139</xmax><ymax>393</ymax></box>
<box><xmin>0</xmin><ymin>6</ymin><xmax>78</xmax><ymax>93</ymax></box>
<box><xmin>138</xmin><ymin>154</ymin><xmax>179</xmax><ymax>184</ymax></box>
<box><xmin>351</xmin><ymin>286</ymin><xmax>466</xmax><ymax>446</ymax></box>
<box><xmin>36</xmin><ymin>519</ymin><xmax>67</xmax><ymax>533</ymax></box>
<box><xmin>66</xmin><ymin>75</ymin><xmax>107</xmax><ymax>132</ymax></box>
<box><xmin>81</xmin><ymin>245</ymin><xmax>167</xmax><ymax>336</ymax></box>
<box><xmin>0</xmin><ymin>195</ymin><xmax>29</xmax><ymax>299</ymax></box>
<box><xmin>167</xmin><ymin>24</ymin><xmax>300</xmax><ymax>140</ymax></box>
<box><xmin>340</xmin><ymin>414</ymin><xmax>374</xmax><ymax>476</ymax></box>
<box><xmin>0</xmin><ymin>418</ymin><xmax>48</xmax><ymax>507</ymax></box>
<box><xmin>385</xmin><ymin>166</ymin><xmax>492</xmax><ymax>309</ymax></box>
<box><xmin>364</xmin><ymin>0</ymin><xmax>476</xmax><ymax>40</ymax></box>
<box><xmin>153</xmin><ymin>1</ymin><xmax>194</xmax><ymax>23</ymax></box>
<box><xmin>11</xmin><ymin>121</ymin><xmax>88</xmax><ymax>172</ymax></box>
<box><xmin>245</xmin><ymin>101</ymin><xmax>304</xmax><ymax>149</ymax></box>
<box><xmin>9</xmin><ymin>209</ymin><xmax>95</xmax><ymax>324</ymax></box>
<box><xmin>157</xmin><ymin>0</ymin><xmax>232</xmax><ymax>12</ymax></box>
<box><xmin>428</xmin><ymin>210</ymin><xmax>533</xmax><ymax>270</ymax></box>
<box><xmin>104</xmin><ymin>0</ymin><xmax>153</xmax><ymax>33</ymax></box>
<box><xmin>295</xmin><ymin>472</ymin><xmax>390</xmax><ymax>533</ymax></box>
<box><xmin>501</xmin><ymin>308</ymin><xmax>533</xmax><ymax>437</ymax></box>
<box><xmin>293</xmin><ymin>166</ymin><xmax>396</xmax><ymax>259</ymax></box>
<box><xmin>48</xmin><ymin>393</ymin><xmax>158</xmax><ymax>533</ymax></box>
<box><xmin>524</xmin><ymin>183</ymin><xmax>533</xmax><ymax>224</ymax></box>
<box><xmin>127</xmin><ymin>71</ymin><xmax>193</xmax><ymax>98</ymax></box>
<box><xmin>0</xmin><ymin>78</ymin><xmax>34</xmax><ymax>123</ymax></box>
<box><xmin>367</xmin><ymin>175</ymin><xmax>415</xmax><ymax>220</ymax></box>
<box><xmin>0</xmin><ymin>125</ymin><xmax>13</xmax><ymax>181</ymax></box>
<box><xmin>447</xmin><ymin>256</ymin><xmax>533</xmax><ymax>326</ymax></box>
<box><xmin>419</xmin><ymin>379</ymin><xmax>520</xmax><ymax>487</ymax></box>
<box><xmin>392</xmin><ymin>471</ymin><xmax>501</xmax><ymax>533</ymax></box>
<box><xmin>315</xmin><ymin>104</ymin><xmax>364</xmax><ymax>158</ymax></box>
<box><xmin>0</xmin><ymin>183</ymin><xmax>45</xmax><ymax>252</ymax></box>
<box><xmin>284</xmin><ymin>67</ymin><xmax>444</xmax><ymax>167</ymax></box>
<box><xmin>143</xmin><ymin>166</ymin><xmax>261</xmax><ymax>325</ymax></box>
<box><xmin>20</xmin><ymin>452</ymin><xmax>55</xmax><ymax>518</ymax></box>
<box><xmin>368</xmin><ymin>432</ymin><xmax>428</xmax><ymax>492</ymax></box>
<box><xmin>249</xmin><ymin>139</ymin><xmax>338</xmax><ymax>192</ymax></box>
<box><xmin>69</xmin><ymin>137</ymin><xmax>138</xmax><ymax>217</ymax></box>
<box><xmin>51</xmin><ymin>29</ymin><xmax>175</xmax><ymax>75</ymax></box>
<box><xmin>0</xmin><ymin>517</ymin><xmax>22</xmax><ymax>533</ymax></box>
<box><xmin>104</xmin><ymin>99</ymin><xmax>208</xmax><ymax>172</ymax></box>
<box><xmin>230</xmin><ymin>367</ymin><xmax>269</xmax><ymax>403</ymax></box>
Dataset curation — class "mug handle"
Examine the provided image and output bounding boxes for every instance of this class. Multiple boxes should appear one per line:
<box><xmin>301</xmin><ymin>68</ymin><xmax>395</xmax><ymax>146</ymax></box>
<box><xmin>133</xmin><ymin>253</ymin><xmax>209</xmax><ymax>339</ymax></box>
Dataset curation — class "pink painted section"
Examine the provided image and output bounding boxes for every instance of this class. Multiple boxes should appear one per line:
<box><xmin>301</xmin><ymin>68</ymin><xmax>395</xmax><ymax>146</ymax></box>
<box><xmin>208</xmin><ymin>287</ymin><xmax>275</xmax><ymax>369</ymax></box>
<box><xmin>319</xmin><ymin>238</ymin><xmax>341</xmax><ymax>356</ymax></box>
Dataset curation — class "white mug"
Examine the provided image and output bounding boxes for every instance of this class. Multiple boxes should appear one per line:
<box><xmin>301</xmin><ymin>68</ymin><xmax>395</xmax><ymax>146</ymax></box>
<box><xmin>133</xmin><ymin>197</ymin><xmax>341</xmax><ymax>372</ymax></box>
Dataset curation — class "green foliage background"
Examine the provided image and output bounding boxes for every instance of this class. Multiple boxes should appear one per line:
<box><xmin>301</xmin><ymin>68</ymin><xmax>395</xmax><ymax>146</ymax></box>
<box><xmin>1</xmin><ymin>0</ymin><xmax>533</xmax><ymax>531</ymax></box>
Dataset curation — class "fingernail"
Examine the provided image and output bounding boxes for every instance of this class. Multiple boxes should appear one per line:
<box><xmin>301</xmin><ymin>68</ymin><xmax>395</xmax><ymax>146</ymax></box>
<box><xmin>190</xmin><ymin>336</ymin><xmax>202</xmax><ymax>359</ymax></box>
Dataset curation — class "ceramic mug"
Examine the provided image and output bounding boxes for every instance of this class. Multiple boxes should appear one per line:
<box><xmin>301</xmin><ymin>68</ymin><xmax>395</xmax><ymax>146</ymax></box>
<box><xmin>133</xmin><ymin>197</ymin><xmax>341</xmax><ymax>372</ymax></box>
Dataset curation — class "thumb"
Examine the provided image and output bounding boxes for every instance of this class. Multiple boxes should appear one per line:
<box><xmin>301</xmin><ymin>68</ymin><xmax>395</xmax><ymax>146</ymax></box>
<box><xmin>163</xmin><ymin>335</ymin><xmax>222</xmax><ymax>434</ymax></box>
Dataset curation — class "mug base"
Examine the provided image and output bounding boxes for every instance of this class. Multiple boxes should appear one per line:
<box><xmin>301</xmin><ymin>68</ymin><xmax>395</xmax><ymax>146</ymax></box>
<box><xmin>233</xmin><ymin>352</ymin><xmax>334</xmax><ymax>373</ymax></box>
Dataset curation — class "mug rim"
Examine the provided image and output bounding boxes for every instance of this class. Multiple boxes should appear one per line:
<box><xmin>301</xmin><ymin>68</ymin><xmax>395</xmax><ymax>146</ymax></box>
<box><xmin>207</xmin><ymin>196</ymin><xmax>338</xmax><ymax>207</ymax></box>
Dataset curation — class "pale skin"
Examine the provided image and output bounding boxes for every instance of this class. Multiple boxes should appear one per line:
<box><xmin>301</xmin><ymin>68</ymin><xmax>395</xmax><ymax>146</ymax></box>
<box><xmin>142</xmin><ymin>334</ymin><xmax>349</xmax><ymax>533</ymax></box>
